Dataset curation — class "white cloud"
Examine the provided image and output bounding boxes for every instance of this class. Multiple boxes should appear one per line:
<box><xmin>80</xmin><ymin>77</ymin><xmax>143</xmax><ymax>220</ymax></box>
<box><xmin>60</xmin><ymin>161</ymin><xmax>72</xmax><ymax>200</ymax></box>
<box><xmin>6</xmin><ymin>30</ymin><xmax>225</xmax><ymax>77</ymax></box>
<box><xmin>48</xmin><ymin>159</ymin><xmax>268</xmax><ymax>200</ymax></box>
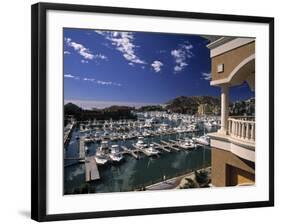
<box><xmin>201</xmin><ymin>72</ymin><xmax>212</xmax><ymax>80</ymax></box>
<box><xmin>95</xmin><ymin>31</ymin><xmax>146</xmax><ymax>66</ymax></box>
<box><xmin>96</xmin><ymin>80</ymin><xmax>121</xmax><ymax>87</ymax></box>
<box><xmin>64</xmin><ymin>37</ymin><xmax>107</xmax><ymax>61</ymax></box>
<box><xmin>64</xmin><ymin>51</ymin><xmax>71</xmax><ymax>55</ymax></box>
<box><xmin>64</xmin><ymin>74</ymin><xmax>80</xmax><ymax>80</ymax></box>
<box><xmin>171</xmin><ymin>41</ymin><xmax>194</xmax><ymax>73</ymax></box>
<box><xmin>151</xmin><ymin>60</ymin><xmax>163</xmax><ymax>73</ymax></box>
<box><xmin>83</xmin><ymin>77</ymin><xmax>95</xmax><ymax>82</ymax></box>
<box><xmin>81</xmin><ymin>59</ymin><xmax>89</xmax><ymax>64</ymax></box>
<box><xmin>83</xmin><ymin>76</ymin><xmax>121</xmax><ymax>87</ymax></box>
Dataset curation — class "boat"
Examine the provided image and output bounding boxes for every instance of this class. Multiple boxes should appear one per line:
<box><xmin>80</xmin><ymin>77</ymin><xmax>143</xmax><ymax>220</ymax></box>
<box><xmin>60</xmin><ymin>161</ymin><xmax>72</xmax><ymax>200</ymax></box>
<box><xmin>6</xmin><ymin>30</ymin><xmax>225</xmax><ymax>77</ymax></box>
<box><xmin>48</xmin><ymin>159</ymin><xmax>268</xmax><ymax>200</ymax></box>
<box><xmin>99</xmin><ymin>140</ymin><xmax>110</xmax><ymax>153</ymax></box>
<box><xmin>158</xmin><ymin>123</ymin><xmax>169</xmax><ymax>132</ymax></box>
<box><xmin>142</xmin><ymin>131</ymin><xmax>151</xmax><ymax>137</ymax></box>
<box><xmin>193</xmin><ymin>134</ymin><xmax>210</xmax><ymax>146</ymax></box>
<box><xmin>95</xmin><ymin>152</ymin><xmax>108</xmax><ymax>165</ymax></box>
<box><xmin>85</xmin><ymin>146</ymin><xmax>89</xmax><ymax>152</ymax></box>
<box><xmin>143</xmin><ymin>144</ymin><xmax>160</xmax><ymax>156</ymax></box>
<box><xmin>135</xmin><ymin>137</ymin><xmax>147</xmax><ymax>149</ymax></box>
<box><xmin>109</xmin><ymin>145</ymin><xmax>124</xmax><ymax>163</ymax></box>
<box><xmin>179</xmin><ymin>138</ymin><xmax>197</xmax><ymax>149</ymax></box>
<box><xmin>95</xmin><ymin>141</ymin><xmax>110</xmax><ymax>165</ymax></box>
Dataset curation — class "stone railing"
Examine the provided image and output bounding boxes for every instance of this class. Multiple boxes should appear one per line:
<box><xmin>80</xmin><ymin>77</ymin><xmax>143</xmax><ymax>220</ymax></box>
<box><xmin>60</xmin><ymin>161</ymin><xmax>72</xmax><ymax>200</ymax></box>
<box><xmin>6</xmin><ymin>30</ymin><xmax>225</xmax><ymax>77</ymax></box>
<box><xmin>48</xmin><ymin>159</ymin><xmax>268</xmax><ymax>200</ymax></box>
<box><xmin>227</xmin><ymin>116</ymin><xmax>255</xmax><ymax>142</ymax></box>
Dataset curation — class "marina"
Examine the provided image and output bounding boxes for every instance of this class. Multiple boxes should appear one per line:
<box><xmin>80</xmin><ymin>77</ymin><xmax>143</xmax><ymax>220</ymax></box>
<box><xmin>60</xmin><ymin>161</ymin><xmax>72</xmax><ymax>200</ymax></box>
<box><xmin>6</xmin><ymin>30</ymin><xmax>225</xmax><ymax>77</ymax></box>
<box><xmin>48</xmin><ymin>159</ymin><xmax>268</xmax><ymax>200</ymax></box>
<box><xmin>64</xmin><ymin>112</ymin><xmax>218</xmax><ymax>194</ymax></box>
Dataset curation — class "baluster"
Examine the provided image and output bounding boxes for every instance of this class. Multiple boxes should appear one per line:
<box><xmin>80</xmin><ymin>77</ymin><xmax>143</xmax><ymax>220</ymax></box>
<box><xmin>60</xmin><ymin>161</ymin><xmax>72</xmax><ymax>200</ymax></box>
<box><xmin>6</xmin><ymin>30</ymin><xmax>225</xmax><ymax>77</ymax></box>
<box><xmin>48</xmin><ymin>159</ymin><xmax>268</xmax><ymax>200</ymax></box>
<box><xmin>232</xmin><ymin>120</ymin><xmax>235</xmax><ymax>135</ymax></box>
<box><xmin>250</xmin><ymin>123</ymin><xmax>254</xmax><ymax>141</ymax></box>
<box><xmin>246</xmin><ymin>123</ymin><xmax>250</xmax><ymax>140</ymax></box>
<box><xmin>241</xmin><ymin>122</ymin><xmax>244</xmax><ymax>138</ymax></box>
<box><xmin>237</xmin><ymin>122</ymin><xmax>240</xmax><ymax>138</ymax></box>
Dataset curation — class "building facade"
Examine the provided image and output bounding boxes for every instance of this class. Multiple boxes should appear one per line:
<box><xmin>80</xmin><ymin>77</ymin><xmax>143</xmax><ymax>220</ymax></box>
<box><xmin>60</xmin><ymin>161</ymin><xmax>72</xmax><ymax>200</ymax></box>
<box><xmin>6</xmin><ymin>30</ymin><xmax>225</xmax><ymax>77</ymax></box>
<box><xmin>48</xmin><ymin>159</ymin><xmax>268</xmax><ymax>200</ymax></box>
<box><xmin>205</xmin><ymin>37</ymin><xmax>255</xmax><ymax>186</ymax></box>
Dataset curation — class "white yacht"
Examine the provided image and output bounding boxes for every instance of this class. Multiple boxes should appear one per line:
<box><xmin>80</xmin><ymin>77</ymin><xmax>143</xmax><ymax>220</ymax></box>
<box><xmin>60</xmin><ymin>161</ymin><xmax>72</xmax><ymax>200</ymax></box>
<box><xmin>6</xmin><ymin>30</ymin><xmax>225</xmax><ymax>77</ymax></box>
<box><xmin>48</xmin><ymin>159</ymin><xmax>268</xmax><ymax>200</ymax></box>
<box><xmin>109</xmin><ymin>145</ymin><xmax>124</xmax><ymax>163</ymax></box>
<box><xmin>85</xmin><ymin>146</ymin><xmax>89</xmax><ymax>152</ymax></box>
<box><xmin>179</xmin><ymin>138</ymin><xmax>197</xmax><ymax>150</ymax></box>
<box><xmin>95</xmin><ymin>141</ymin><xmax>110</xmax><ymax>165</ymax></box>
<box><xmin>143</xmin><ymin>144</ymin><xmax>159</xmax><ymax>156</ymax></box>
<box><xmin>99</xmin><ymin>141</ymin><xmax>110</xmax><ymax>153</ymax></box>
<box><xmin>142</xmin><ymin>131</ymin><xmax>151</xmax><ymax>137</ymax></box>
<box><xmin>135</xmin><ymin>137</ymin><xmax>147</xmax><ymax>149</ymax></box>
<box><xmin>95</xmin><ymin>151</ymin><xmax>108</xmax><ymax>165</ymax></box>
<box><xmin>193</xmin><ymin>134</ymin><xmax>210</xmax><ymax>146</ymax></box>
<box><xmin>158</xmin><ymin>123</ymin><xmax>169</xmax><ymax>132</ymax></box>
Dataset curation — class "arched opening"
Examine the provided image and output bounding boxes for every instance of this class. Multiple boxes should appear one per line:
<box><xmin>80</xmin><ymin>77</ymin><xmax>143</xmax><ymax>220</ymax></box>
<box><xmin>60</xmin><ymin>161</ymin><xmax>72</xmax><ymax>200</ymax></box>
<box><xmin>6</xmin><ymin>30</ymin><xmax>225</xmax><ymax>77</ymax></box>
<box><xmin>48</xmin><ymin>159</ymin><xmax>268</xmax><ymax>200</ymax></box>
<box><xmin>228</xmin><ymin>54</ymin><xmax>255</xmax><ymax>91</ymax></box>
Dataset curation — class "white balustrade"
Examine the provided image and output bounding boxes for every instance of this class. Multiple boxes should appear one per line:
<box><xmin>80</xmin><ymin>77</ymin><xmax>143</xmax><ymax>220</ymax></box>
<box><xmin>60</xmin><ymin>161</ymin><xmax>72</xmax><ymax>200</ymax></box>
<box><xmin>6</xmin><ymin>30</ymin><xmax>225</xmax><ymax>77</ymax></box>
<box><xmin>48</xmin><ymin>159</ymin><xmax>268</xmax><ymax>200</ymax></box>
<box><xmin>227</xmin><ymin>117</ymin><xmax>255</xmax><ymax>142</ymax></box>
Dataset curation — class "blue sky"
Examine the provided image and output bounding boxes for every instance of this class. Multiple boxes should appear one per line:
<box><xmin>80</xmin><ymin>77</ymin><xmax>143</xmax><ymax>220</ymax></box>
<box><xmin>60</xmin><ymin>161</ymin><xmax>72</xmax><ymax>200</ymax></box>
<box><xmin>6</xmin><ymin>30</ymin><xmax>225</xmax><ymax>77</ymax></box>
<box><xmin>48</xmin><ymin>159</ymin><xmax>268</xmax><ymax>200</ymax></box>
<box><xmin>63</xmin><ymin>28</ymin><xmax>254</xmax><ymax>109</ymax></box>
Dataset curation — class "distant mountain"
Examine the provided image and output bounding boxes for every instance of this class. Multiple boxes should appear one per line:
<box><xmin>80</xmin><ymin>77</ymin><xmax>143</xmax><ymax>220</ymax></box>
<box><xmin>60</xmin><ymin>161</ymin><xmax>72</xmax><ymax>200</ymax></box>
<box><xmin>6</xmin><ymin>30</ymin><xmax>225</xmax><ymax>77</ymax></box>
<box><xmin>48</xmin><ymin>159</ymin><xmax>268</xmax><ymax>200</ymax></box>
<box><xmin>137</xmin><ymin>105</ymin><xmax>165</xmax><ymax>112</ymax></box>
<box><xmin>165</xmin><ymin>96</ymin><xmax>220</xmax><ymax>114</ymax></box>
<box><xmin>64</xmin><ymin>102</ymin><xmax>136</xmax><ymax>121</ymax></box>
<box><xmin>102</xmin><ymin>105</ymin><xmax>135</xmax><ymax>112</ymax></box>
<box><xmin>64</xmin><ymin>102</ymin><xmax>82</xmax><ymax>115</ymax></box>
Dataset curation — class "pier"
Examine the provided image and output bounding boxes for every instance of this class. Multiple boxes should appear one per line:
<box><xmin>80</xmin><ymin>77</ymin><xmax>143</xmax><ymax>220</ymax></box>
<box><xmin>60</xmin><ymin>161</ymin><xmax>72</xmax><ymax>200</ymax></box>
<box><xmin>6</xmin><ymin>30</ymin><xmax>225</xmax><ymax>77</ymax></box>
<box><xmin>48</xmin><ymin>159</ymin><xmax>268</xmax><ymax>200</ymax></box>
<box><xmin>79</xmin><ymin>137</ymin><xmax>86</xmax><ymax>159</ymax></box>
<box><xmin>85</xmin><ymin>156</ymin><xmax>100</xmax><ymax>182</ymax></box>
<box><xmin>120</xmin><ymin>146</ymin><xmax>140</xmax><ymax>159</ymax></box>
<box><xmin>168</xmin><ymin>139</ymin><xmax>185</xmax><ymax>149</ymax></box>
<box><xmin>152</xmin><ymin>142</ymin><xmax>171</xmax><ymax>153</ymax></box>
<box><xmin>64</xmin><ymin>122</ymin><xmax>75</xmax><ymax>146</ymax></box>
<box><xmin>160</xmin><ymin>140</ymin><xmax>180</xmax><ymax>151</ymax></box>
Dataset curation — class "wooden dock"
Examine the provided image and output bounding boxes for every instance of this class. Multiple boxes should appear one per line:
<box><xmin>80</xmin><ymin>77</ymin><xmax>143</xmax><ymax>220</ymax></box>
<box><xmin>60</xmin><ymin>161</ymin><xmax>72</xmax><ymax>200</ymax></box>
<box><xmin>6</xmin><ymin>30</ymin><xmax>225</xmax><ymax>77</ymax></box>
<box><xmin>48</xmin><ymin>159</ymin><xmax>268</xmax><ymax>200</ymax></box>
<box><xmin>79</xmin><ymin>137</ymin><xmax>86</xmax><ymax>159</ymax></box>
<box><xmin>85</xmin><ymin>156</ymin><xmax>100</xmax><ymax>182</ymax></box>
<box><xmin>168</xmin><ymin>140</ymin><xmax>184</xmax><ymax>150</ymax></box>
<box><xmin>131</xmin><ymin>145</ymin><xmax>151</xmax><ymax>157</ymax></box>
<box><xmin>160</xmin><ymin>140</ymin><xmax>180</xmax><ymax>151</ymax></box>
<box><xmin>152</xmin><ymin>142</ymin><xmax>171</xmax><ymax>153</ymax></box>
<box><xmin>121</xmin><ymin>146</ymin><xmax>140</xmax><ymax>159</ymax></box>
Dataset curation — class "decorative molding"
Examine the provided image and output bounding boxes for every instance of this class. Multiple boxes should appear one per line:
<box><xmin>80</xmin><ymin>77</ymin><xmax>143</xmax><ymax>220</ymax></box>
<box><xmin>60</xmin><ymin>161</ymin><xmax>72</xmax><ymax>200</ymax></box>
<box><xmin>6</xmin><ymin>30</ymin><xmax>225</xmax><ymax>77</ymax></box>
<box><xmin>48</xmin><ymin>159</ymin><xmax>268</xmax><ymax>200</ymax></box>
<box><xmin>210</xmin><ymin>54</ymin><xmax>255</xmax><ymax>86</ymax></box>
<box><xmin>209</xmin><ymin>38</ymin><xmax>255</xmax><ymax>58</ymax></box>
<box><xmin>209</xmin><ymin>134</ymin><xmax>255</xmax><ymax>162</ymax></box>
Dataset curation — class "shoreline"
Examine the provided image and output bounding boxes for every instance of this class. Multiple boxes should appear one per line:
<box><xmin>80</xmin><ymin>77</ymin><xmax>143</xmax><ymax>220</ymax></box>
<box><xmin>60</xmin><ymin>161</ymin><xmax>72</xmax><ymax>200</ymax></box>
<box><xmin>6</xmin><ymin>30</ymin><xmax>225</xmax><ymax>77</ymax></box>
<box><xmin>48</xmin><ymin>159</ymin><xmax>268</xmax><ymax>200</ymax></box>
<box><xmin>144</xmin><ymin>166</ymin><xmax>211</xmax><ymax>191</ymax></box>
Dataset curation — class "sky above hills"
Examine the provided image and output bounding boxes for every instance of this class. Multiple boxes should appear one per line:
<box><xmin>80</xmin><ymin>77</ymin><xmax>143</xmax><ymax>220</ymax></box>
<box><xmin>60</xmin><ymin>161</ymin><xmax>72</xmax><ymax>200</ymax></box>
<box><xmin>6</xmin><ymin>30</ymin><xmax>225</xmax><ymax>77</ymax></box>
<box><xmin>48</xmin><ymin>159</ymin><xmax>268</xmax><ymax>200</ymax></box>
<box><xmin>63</xmin><ymin>28</ymin><xmax>254</xmax><ymax>109</ymax></box>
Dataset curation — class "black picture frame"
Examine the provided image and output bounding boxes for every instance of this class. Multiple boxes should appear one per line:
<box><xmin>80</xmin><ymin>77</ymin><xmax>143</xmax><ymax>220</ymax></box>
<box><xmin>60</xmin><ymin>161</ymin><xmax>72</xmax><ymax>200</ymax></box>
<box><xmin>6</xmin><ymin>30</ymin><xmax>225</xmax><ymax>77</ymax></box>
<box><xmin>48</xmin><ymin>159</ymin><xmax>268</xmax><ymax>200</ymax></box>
<box><xmin>31</xmin><ymin>2</ymin><xmax>274</xmax><ymax>222</ymax></box>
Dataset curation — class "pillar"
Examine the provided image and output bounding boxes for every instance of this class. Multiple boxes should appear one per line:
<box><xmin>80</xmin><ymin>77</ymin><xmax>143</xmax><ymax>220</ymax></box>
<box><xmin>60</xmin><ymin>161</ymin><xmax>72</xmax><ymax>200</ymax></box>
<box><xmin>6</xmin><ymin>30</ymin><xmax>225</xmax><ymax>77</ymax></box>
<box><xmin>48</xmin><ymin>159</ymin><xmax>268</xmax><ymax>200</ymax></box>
<box><xmin>219</xmin><ymin>84</ymin><xmax>229</xmax><ymax>135</ymax></box>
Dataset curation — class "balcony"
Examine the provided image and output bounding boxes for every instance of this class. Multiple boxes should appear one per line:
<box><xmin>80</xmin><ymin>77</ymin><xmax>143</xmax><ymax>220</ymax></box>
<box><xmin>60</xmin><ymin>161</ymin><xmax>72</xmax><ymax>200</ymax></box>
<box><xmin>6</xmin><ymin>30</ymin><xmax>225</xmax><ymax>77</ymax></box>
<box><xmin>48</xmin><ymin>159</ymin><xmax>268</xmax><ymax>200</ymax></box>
<box><xmin>208</xmin><ymin>116</ymin><xmax>255</xmax><ymax>162</ymax></box>
<box><xmin>227</xmin><ymin>116</ymin><xmax>255</xmax><ymax>143</ymax></box>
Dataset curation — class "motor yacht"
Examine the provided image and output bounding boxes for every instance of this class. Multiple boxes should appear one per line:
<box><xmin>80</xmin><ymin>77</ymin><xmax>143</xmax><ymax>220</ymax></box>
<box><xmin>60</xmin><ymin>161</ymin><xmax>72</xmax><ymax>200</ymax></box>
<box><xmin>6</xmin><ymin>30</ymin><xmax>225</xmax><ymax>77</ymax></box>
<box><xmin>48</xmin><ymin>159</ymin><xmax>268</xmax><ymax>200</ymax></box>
<box><xmin>143</xmin><ymin>144</ymin><xmax>159</xmax><ymax>156</ymax></box>
<box><xmin>109</xmin><ymin>145</ymin><xmax>124</xmax><ymax>163</ymax></box>
<box><xmin>135</xmin><ymin>137</ymin><xmax>147</xmax><ymax>149</ymax></box>
<box><xmin>193</xmin><ymin>134</ymin><xmax>210</xmax><ymax>146</ymax></box>
<box><xmin>179</xmin><ymin>138</ymin><xmax>197</xmax><ymax>149</ymax></box>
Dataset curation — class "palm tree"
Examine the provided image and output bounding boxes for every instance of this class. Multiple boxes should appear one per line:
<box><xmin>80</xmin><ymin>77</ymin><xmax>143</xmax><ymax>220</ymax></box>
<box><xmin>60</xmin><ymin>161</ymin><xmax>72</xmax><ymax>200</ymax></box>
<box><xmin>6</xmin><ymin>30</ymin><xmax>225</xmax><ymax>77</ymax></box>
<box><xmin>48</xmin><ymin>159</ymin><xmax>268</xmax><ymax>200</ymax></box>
<box><xmin>180</xmin><ymin>178</ymin><xmax>197</xmax><ymax>189</ymax></box>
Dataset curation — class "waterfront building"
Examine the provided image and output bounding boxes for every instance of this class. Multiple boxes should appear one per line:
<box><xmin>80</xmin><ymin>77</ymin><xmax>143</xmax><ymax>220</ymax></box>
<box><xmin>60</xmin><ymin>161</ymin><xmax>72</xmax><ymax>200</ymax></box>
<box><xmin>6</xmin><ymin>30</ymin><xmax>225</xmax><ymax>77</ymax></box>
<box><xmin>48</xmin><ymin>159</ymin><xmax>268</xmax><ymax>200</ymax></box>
<box><xmin>204</xmin><ymin>36</ymin><xmax>255</xmax><ymax>186</ymax></box>
<box><xmin>198</xmin><ymin>103</ymin><xmax>213</xmax><ymax>115</ymax></box>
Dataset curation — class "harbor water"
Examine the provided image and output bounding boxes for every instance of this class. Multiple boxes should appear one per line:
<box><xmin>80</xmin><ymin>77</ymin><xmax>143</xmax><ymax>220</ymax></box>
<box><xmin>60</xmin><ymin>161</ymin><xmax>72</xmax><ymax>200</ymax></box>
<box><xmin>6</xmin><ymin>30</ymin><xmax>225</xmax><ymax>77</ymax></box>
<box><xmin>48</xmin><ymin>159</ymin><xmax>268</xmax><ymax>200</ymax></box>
<box><xmin>64</xmin><ymin>124</ymin><xmax>215</xmax><ymax>194</ymax></box>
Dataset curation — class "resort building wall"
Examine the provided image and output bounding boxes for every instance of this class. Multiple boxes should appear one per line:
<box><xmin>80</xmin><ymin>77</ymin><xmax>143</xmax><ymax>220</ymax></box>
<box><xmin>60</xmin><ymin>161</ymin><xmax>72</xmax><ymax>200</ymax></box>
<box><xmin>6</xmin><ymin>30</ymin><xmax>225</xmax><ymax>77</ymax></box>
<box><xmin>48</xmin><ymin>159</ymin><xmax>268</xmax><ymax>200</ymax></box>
<box><xmin>205</xmin><ymin>36</ymin><xmax>256</xmax><ymax>187</ymax></box>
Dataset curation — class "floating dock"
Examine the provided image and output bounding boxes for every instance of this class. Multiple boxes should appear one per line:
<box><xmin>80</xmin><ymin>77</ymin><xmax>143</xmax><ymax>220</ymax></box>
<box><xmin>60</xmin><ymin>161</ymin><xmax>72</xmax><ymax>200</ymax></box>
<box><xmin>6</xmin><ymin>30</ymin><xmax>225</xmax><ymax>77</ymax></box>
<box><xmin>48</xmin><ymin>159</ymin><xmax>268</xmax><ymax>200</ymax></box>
<box><xmin>152</xmin><ymin>142</ymin><xmax>171</xmax><ymax>153</ymax></box>
<box><xmin>85</xmin><ymin>156</ymin><xmax>100</xmax><ymax>182</ymax></box>
<box><xmin>79</xmin><ymin>137</ymin><xmax>86</xmax><ymax>159</ymax></box>
<box><xmin>120</xmin><ymin>146</ymin><xmax>140</xmax><ymax>159</ymax></box>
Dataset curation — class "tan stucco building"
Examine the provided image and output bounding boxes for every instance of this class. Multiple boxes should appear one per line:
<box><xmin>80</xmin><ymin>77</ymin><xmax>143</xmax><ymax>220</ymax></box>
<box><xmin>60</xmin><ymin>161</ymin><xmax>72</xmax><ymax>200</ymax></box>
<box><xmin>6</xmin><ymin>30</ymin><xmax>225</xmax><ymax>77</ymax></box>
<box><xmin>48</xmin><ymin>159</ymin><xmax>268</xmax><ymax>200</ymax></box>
<box><xmin>204</xmin><ymin>36</ymin><xmax>255</xmax><ymax>186</ymax></box>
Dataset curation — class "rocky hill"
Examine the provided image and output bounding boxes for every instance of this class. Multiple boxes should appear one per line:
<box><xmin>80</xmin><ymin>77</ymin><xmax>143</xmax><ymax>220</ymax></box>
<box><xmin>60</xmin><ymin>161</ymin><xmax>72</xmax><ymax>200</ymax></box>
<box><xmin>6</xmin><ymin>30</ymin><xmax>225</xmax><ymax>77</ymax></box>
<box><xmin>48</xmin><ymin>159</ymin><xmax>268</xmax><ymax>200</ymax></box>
<box><xmin>165</xmin><ymin>96</ymin><xmax>220</xmax><ymax>114</ymax></box>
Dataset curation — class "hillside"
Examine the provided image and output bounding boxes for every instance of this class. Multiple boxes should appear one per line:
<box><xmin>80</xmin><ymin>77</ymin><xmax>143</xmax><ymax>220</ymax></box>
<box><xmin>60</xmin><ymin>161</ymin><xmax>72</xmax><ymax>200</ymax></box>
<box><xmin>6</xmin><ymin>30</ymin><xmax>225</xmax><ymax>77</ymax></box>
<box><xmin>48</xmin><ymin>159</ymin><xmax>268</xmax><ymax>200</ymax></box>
<box><xmin>64</xmin><ymin>103</ymin><xmax>136</xmax><ymax>121</ymax></box>
<box><xmin>165</xmin><ymin>96</ymin><xmax>220</xmax><ymax>114</ymax></box>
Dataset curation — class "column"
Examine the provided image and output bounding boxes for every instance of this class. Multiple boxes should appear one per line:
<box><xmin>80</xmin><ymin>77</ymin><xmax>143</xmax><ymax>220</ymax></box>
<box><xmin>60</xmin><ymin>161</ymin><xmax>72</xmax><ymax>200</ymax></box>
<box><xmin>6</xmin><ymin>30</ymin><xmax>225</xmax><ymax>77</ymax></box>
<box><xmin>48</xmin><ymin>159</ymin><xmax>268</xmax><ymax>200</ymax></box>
<box><xmin>219</xmin><ymin>84</ymin><xmax>229</xmax><ymax>135</ymax></box>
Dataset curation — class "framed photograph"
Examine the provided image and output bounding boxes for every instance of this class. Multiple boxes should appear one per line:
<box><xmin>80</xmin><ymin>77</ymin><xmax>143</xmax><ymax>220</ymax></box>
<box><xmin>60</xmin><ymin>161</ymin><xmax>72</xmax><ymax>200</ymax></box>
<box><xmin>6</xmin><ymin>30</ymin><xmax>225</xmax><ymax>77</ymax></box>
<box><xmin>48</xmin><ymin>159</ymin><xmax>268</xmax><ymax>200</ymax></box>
<box><xmin>31</xmin><ymin>2</ymin><xmax>274</xmax><ymax>222</ymax></box>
